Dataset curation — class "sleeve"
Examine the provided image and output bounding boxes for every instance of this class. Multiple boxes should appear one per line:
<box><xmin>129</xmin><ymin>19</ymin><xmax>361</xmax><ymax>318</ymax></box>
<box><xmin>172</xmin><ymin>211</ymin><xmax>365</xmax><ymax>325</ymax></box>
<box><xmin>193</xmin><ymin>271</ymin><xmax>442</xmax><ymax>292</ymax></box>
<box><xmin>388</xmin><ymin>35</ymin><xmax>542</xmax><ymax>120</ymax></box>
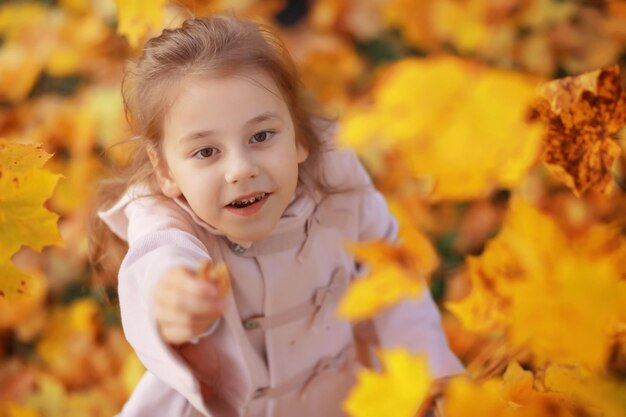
<box><xmin>113</xmin><ymin>198</ymin><xmax>216</xmax><ymax>416</ymax></box>
<box><xmin>116</xmin><ymin>371</ymin><xmax>197</xmax><ymax>417</ymax></box>
<box><xmin>347</xmin><ymin>152</ymin><xmax>467</xmax><ymax>379</ymax></box>
<box><xmin>189</xmin><ymin>319</ymin><xmax>221</xmax><ymax>344</ymax></box>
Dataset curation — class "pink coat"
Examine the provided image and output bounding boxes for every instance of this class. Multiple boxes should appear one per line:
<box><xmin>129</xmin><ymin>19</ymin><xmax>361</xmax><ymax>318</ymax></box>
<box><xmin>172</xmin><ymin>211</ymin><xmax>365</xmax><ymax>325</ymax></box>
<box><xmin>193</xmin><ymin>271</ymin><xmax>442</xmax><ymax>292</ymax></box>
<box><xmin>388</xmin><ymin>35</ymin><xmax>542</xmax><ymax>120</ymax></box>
<box><xmin>100</xmin><ymin>146</ymin><xmax>465</xmax><ymax>417</ymax></box>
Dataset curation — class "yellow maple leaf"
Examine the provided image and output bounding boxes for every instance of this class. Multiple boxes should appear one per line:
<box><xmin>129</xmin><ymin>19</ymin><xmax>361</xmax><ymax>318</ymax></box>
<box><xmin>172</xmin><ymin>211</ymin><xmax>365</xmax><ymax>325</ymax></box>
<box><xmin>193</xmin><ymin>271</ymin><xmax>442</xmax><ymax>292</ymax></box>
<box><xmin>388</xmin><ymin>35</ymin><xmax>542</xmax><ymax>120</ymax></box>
<box><xmin>343</xmin><ymin>349</ymin><xmax>432</xmax><ymax>417</ymax></box>
<box><xmin>443</xmin><ymin>376</ymin><xmax>516</xmax><ymax>417</ymax></box>
<box><xmin>337</xmin><ymin>203</ymin><xmax>433</xmax><ymax>321</ymax></box>
<box><xmin>390</xmin><ymin>201</ymin><xmax>440</xmax><ymax>277</ymax></box>
<box><xmin>115</xmin><ymin>0</ymin><xmax>167</xmax><ymax>48</ymax></box>
<box><xmin>543</xmin><ymin>363</ymin><xmax>626</xmax><ymax>417</ymax></box>
<box><xmin>444</xmin><ymin>369</ymin><xmax>577</xmax><ymax>417</ymax></box>
<box><xmin>510</xmin><ymin>255</ymin><xmax>625</xmax><ymax>370</ymax></box>
<box><xmin>445</xmin><ymin>256</ymin><xmax>511</xmax><ymax>333</ymax></box>
<box><xmin>340</xmin><ymin>56</ymin><xmax>544</xmax><ymax>200</ymax></box>
<box><xmin>447</xmin><ymin>197</ymin><xmax>626</xmax><ymax>370</ymax></box>
<box><xmin>338</xmin><ymin>264</ymin><xmax>423</xmax><ymax>321</ymax></box>
<box><xmin>529</xmin><ymin>65</ymin><xmax>626</xmax><ymax>196</ymax></box>
<box><xmin>445</xmin><ymin>198</ymin><xmax>565</xmax><ymax>332</ymax></box>
<box><xmin>0</xmin><ymin>140</ymin><xmax>61</xmax><ymax>300</ymax></box>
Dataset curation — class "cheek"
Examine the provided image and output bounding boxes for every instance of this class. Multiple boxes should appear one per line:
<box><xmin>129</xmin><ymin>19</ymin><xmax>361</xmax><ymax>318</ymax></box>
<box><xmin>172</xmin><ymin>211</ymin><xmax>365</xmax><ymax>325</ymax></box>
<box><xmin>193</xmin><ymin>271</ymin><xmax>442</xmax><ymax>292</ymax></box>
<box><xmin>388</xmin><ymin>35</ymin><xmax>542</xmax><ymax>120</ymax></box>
<box><xmin>176</xmin><ymin>170</ymin><xmax>220</xmax><ymax>209</ymax></box>
<box><xmin>276</xmin><ymin>147</ymin><xmax>301</xmax><ymax>181</ymax></box>
<box><xmin>283</xmin><ymin>157</ymin><xmax>301</xmax><ymax>190</ymax></box>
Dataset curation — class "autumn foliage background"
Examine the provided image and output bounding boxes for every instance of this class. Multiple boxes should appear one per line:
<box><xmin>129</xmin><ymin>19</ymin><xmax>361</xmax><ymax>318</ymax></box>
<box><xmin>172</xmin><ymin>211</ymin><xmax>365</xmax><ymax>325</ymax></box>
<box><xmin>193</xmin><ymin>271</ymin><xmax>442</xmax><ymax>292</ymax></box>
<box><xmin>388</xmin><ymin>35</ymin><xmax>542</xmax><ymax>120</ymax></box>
<box><xmin>2</xmin><ymin>1</ymin><xmax>626</xmax><ymax>416</ymax></box>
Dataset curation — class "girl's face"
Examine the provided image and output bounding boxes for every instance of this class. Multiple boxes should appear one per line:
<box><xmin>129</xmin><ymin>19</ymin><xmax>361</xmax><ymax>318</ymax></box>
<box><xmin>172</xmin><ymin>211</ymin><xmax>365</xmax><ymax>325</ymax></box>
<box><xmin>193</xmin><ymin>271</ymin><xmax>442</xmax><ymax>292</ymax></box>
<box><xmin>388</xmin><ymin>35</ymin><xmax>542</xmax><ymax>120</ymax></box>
<box><xmin>153</xmin><ymin>71</ymin><xmax>308</xmax><ymax>241</ymax></box>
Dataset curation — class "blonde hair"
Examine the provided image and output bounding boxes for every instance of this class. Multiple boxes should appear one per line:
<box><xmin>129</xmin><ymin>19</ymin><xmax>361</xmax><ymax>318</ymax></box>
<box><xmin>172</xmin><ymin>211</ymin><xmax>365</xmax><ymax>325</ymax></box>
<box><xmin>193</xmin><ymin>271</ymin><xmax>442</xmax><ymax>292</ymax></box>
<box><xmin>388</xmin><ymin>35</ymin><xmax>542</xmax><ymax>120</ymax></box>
<box><xmin>89</xmin><ymin>14</ymin><xmax>335</xmax><ymax>282</ymax></box>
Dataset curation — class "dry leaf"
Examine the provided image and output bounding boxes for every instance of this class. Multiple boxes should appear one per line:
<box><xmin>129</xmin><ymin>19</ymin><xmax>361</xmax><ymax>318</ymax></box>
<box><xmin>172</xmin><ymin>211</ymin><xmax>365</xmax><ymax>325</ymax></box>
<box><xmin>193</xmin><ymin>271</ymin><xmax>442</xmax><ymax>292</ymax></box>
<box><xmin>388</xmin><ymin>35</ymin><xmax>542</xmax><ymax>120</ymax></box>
<box><xmin>529</xmin><ymin>65</ymin><xmax>626</xmax><ymax>196</ymax></box>
<box><xmin>197</xmin><ymin>260</ymin><xmax>231</xmax><ymax>298</ymax></box>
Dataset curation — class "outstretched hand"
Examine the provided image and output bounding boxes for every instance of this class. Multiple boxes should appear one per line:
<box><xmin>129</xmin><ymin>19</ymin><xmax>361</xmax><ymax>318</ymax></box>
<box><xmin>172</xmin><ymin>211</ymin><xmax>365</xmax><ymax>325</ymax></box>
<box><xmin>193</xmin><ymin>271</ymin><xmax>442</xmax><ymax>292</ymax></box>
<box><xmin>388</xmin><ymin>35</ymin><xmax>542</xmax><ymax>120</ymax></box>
<box><xmin>153</xmin><ymin>261</ymin><xmax>230</xmax><ymax>345</ymax></box>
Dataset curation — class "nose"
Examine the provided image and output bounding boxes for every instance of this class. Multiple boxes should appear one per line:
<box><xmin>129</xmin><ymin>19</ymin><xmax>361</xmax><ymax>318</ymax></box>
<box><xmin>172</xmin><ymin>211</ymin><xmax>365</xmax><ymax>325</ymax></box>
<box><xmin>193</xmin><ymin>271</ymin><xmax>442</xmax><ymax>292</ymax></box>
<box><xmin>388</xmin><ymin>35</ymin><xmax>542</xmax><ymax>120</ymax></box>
<box><xmin>224</xmin><ymin>149</ymin><xmax>259</xmax><ymax>184</ymax></box>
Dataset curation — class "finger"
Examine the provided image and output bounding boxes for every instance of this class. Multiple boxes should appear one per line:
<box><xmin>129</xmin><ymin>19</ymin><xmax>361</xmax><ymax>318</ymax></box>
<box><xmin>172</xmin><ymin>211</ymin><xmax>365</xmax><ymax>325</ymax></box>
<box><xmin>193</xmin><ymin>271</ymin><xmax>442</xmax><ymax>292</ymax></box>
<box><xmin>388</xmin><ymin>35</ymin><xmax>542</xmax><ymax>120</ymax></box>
<box><xmin>159</xmin><ymin>324</ymin><xmax>192</xmax><ymax>345</ymax></box>
<box><xmin>154</xmin><ymin>285</ymin><xmax>225</xmax><ymax>320</ymax></box>
<box><xmin>154</xmin><ymin>267</ymin><xmax>209</xmax><ymax>298</ymax></box>
<box><xmin>158</xmin><ymin>317</ymin><xmax>220</xmax><ymax>343</ymax></box>
<box><xmin>159</xmin><ymin>315</ymin><xmax>220</xmax><ymax>332</ymax></box>
<box><xmin>163</xmin><ymin>267</ymin><xmax>220</xmax><ymax>297</ymax></box>
<box><xmin>155</xmin><ymin>287</ymin><xmax>224</xmax><ymax>318</ymax></box>
<box><xmin>155</xmin><ymin>269</ymin><xmax>222</xmax><ymax>305</ymax></box>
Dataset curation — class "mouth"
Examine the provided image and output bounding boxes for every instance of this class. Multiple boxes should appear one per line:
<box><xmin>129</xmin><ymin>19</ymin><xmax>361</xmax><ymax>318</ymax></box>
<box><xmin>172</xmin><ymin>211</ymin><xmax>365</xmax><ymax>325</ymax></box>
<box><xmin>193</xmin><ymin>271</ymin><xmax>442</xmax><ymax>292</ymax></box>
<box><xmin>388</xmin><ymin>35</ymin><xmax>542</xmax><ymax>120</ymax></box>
<box><xmin>226</xmin><ymin>192</ymin><xmax>269</xmax><ymax>209</ymax></box>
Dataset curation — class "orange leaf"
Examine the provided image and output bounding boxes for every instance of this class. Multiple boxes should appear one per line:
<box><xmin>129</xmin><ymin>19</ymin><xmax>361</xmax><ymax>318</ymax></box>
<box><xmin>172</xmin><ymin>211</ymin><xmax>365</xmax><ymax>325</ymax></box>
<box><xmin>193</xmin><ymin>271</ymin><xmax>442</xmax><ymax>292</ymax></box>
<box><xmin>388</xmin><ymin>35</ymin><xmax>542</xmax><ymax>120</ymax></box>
<box><xmin>530</xmin><ymin>65</ymin><xmax>626</xmax><ymax>196</ymax></box>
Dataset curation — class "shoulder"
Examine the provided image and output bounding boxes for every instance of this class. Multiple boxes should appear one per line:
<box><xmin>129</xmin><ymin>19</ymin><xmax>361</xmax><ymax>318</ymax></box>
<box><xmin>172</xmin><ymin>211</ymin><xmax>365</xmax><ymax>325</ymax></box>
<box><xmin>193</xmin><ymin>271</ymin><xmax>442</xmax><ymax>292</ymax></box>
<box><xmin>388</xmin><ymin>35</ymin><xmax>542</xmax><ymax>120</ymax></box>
<box><xmin>320</xmin><ymin>148</ymin><xmax>372</xmax><ymax>190</ymax></box>
<box><xmin>314</xmin><ymin>122</ymin><xmax>373</xmax><ymax>191</ymax></box>
<box><xmin>98</xmin><ymin>184</ymin><xmax>200</xmax><ymax>243</ymax></box>
<box><xmin>310</xmin><ymin>124</ymin><xmax>398</xmax><ymax>242</ymax></box>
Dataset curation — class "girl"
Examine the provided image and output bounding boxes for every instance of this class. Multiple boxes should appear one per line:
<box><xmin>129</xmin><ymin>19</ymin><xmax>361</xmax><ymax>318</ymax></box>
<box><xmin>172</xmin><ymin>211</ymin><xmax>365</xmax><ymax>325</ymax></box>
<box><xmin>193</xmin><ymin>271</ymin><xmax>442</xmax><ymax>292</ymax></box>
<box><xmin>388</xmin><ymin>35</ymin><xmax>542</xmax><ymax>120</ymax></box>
<box><xmin>94</xmin><ymin>14</ymin><xmax>465</xmax><ymax>417</ymax></box>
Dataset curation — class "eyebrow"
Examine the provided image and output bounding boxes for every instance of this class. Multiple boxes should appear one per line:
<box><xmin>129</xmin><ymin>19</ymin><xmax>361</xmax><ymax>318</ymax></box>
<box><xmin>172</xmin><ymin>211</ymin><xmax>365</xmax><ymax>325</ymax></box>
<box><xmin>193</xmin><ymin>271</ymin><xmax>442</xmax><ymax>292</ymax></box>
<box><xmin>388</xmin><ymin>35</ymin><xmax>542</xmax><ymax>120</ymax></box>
<box><xmin>178</xmin><ymin>111</ymin><xmax>282</xmax><ymax>144</ymax></box>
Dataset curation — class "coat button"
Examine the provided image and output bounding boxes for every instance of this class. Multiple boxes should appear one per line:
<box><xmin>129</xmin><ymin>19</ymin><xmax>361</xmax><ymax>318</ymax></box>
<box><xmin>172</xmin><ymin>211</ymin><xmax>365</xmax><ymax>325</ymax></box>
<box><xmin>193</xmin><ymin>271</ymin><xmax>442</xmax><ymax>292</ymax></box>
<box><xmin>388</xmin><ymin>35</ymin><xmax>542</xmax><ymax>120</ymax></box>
<box><xmin>243</xmin><ymin>319</ymin><xmax>259</xmax><ymax>330</ymax></box>
<box><xmin>252</xmin><ymin>387</ymin><xmax>268</xmax><ymax>399</ymax></box>
<box><xmin>229</xmin><ymin>242</ymin><xmax>247</xmax><ymax>254</ymax></box>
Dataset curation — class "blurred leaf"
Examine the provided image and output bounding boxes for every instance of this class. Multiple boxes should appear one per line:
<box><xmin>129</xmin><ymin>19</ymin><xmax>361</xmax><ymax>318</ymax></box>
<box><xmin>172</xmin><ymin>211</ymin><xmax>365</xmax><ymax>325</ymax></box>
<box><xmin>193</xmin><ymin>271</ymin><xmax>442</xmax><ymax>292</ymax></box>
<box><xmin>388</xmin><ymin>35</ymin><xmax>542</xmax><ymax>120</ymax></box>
<box><xmin>114</xmin><ymin>0</ymin><xmax>167</xmax><ymax>48</ymax></box>
<box><xmin>444</xmin><ymin>376</ymin><xmax>514</xmax><ymax>417</ymax></box>
<box><xmin>0</xmin><ymin>403</ymin><xmax>41</xmax><ymax>417</ymax></box>
<box><xmin>447</xmin><ymin>197</ymin><xmax>626</xmax><ymax>370</ymax></box>
<box><xmin>36</xmin><ymin>299</ymin><xmax>102</xmax><ymax>387</ymax></box>
<box><xmin>0</xmin><ymin>262</ymin><xmax>47</xmax><ymax>330</ymax></box>
<box><xmin>0</xmin><ymin>43</ymin><xmax>44</xmax><ymax>103</ymax></box>
<box><xmin>338</xmin><ymin>262</ymin><xmax>423</xmax><ymax>321</ymax></box>
<box><xmin>338</xmin><ymin>203</ymin><xmax>437</xmax><ymax>321</ymax></box>
<box><xmin>343</xmin><ymin>349</ymin><xmax>432</xmax><ymax>417</ymax></box>
<box><xmin>340</xmin><ymin>56</ymin><xmax>544</xmax><ymax>200</ymax></box>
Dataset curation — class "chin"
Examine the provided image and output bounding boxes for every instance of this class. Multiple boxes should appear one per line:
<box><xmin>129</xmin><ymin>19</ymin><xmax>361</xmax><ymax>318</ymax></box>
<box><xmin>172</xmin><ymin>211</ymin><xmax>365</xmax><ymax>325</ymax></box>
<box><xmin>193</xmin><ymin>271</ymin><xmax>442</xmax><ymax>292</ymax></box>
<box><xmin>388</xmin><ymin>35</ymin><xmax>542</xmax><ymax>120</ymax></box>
<box><xmin>228</xmin><ymin>226</ymin><xmax>273</xmax><ymax>242</ymax></box>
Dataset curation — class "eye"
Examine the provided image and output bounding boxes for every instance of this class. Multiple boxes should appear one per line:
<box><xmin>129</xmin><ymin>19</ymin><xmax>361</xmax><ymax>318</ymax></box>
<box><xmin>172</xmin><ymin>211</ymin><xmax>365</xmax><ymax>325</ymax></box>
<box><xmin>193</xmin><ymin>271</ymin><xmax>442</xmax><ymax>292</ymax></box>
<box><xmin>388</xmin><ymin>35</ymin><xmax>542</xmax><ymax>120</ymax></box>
<box><xmin>250</xmin><ymin>130</ymin><xmax>275</xmax><ymax>144</ymax></box>
<box><xmin>192</xmin><ymin>147</ymin><xmax>218</xmax><ymax>159</ymax></box>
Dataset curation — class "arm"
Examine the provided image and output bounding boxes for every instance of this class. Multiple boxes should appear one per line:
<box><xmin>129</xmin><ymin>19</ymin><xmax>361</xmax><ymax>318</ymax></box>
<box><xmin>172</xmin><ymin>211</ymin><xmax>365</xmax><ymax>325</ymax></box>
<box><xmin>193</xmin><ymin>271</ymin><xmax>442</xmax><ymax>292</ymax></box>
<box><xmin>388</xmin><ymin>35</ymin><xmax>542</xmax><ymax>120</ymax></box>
<box><xmin>101</xmin><ymin>195</ymin><xmax>219</xmax><ymax>416</ymax></box>
<box><xmin>120</xmin><ymin>196</ymin><xmax>223</xmax><ymax>347</ymax></box>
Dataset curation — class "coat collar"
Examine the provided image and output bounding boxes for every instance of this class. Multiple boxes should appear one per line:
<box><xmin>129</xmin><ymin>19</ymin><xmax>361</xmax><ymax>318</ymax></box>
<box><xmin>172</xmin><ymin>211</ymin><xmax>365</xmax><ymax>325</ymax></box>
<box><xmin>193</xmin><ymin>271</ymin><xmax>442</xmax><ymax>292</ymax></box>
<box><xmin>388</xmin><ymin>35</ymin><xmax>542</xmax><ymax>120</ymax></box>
<box><xmin>99</xmin><ymin>182</ymin><xmax>318</xmax><ymax>254</ymax></box>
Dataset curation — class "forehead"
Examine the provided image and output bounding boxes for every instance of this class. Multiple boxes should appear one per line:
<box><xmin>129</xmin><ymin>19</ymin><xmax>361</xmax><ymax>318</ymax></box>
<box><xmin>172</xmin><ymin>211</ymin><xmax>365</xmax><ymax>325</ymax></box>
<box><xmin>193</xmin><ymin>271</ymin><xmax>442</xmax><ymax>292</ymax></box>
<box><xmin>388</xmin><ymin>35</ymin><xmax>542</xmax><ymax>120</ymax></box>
<box><xmin>170</xmin><ymin>72</ymin><xmax>286</xmax><ymax>117</ymax></box>
<box><xmin>159</xmin><ymin>70</ymin><xmax>290</xmax><ymax>147</ymax></box>
<box><xmin>164</xmin><ymin>71</ymin><xmax>287</xmax><ymax>128</ymax></box>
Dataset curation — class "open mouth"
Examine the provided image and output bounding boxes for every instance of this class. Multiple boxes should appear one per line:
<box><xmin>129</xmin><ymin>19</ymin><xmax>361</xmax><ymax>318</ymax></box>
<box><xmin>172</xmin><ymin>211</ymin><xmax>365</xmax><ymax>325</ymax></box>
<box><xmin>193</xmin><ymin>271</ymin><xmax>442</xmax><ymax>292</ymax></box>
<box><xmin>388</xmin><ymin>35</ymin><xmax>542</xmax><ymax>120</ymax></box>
<box><xmin>227</xmin><ymin>192</ymin><xmax>268</xmax><ymax>209</ymax></box>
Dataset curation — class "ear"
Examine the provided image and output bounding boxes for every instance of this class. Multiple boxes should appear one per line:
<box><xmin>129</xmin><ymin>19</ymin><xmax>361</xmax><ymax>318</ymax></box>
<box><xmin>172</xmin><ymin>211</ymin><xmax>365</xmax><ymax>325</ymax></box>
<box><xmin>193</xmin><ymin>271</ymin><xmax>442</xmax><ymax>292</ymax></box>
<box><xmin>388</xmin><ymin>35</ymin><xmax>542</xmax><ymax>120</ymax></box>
<box><xmin>296</xmin><ymin>141</ymin><xmax>309</xmax><ymax>164</ymax></box>
<box><xmin>147</xmin><ymin>146</ymin><xmax>182</xmax><ymax>198</ymax></box>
